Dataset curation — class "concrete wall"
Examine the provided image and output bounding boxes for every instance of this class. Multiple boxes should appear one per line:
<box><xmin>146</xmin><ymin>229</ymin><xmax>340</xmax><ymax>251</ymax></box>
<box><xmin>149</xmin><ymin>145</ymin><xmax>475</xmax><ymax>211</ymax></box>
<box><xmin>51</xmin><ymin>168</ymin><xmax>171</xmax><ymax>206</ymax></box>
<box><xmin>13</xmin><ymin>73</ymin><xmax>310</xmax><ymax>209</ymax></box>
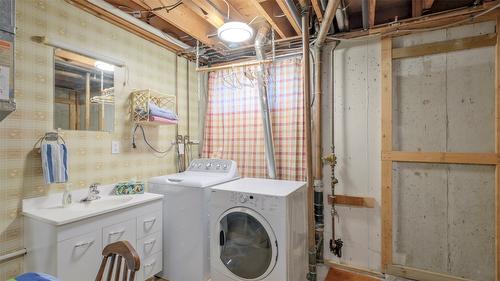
<box><xmin>321</xmin><ymin>38</ymin><xmax>382</xmax><ymax>269</ymax></box>
<box><xmin>321</xmin><ymin>21</ymin><xmax>496</xmax><ymax>281</ymax></box>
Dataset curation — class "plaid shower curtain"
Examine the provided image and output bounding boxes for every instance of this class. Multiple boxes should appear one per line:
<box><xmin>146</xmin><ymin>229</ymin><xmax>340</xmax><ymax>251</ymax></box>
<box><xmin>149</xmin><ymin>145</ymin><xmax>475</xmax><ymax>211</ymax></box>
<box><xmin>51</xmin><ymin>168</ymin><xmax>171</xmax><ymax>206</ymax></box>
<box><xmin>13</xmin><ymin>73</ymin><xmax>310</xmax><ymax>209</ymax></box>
<box><xmin>202</xmin><ymin>57</ymin><xmax>305</xmax><ymax>180</ymax></box>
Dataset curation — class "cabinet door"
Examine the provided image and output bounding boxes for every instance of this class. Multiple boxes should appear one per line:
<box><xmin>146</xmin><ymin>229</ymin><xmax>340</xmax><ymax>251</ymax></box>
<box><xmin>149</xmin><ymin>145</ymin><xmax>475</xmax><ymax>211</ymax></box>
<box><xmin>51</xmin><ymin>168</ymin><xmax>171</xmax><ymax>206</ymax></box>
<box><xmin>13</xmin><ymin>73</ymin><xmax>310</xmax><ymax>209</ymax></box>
<box><xmin>102</xmin><ymin>219</ymin><xmax>136</xmax><ymax>249</ymax></box>
<box><xmin>57</xmin><ymin>231</ymin><xmax>101</xmax><ymax>281</ymax></box>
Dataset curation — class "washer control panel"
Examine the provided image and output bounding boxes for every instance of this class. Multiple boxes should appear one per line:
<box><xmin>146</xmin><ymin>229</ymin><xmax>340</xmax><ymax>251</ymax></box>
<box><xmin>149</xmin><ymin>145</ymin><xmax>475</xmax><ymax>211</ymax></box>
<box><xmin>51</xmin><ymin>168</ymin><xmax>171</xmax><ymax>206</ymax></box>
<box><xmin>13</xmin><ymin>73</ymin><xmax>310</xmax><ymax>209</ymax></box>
<box><xmin>187</xmin><ymin>158</ymin><xmax>236</xmax><ymax>173</ymax></box>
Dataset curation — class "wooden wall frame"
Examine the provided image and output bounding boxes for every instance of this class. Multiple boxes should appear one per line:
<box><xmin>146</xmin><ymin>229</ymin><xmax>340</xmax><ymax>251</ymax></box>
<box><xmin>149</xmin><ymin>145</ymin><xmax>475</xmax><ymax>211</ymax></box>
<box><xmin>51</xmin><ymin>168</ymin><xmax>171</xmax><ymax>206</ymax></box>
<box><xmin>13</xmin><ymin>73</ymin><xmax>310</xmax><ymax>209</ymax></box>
<box><xmin>380</xmin><ymin>23</ymin><xmax>500</xmax><ymax>281</ymax></box>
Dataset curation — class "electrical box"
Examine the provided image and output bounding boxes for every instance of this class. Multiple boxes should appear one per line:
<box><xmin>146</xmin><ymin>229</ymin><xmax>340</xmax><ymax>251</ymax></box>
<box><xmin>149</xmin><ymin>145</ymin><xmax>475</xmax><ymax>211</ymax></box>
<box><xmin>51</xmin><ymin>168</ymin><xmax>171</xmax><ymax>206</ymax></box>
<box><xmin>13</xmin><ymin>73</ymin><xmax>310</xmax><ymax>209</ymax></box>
<box><xmin>0</xmin><ymin>0</ymin><xmax>15</xmax><ymax>121</ymax></box>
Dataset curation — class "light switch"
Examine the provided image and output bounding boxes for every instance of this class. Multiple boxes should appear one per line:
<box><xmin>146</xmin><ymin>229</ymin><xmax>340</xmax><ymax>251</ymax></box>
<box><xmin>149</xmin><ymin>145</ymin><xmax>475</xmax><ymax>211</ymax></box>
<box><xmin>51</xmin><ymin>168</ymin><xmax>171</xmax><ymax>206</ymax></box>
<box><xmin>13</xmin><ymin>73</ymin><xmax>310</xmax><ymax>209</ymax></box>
<box><xmin>111</xmin><ymin>140</ymin><xmax>120</xmax><ymax>154</ymax></box>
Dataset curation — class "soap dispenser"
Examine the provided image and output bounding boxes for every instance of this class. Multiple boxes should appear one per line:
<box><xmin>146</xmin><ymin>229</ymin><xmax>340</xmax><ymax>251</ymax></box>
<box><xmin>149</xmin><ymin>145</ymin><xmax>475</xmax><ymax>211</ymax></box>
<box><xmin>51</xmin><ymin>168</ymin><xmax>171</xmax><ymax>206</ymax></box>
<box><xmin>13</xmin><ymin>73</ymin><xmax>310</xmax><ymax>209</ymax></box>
<box><xmin>62</xmin><ymin>183</ymin><xmax>72</xmax><ymax>207</ymax></box>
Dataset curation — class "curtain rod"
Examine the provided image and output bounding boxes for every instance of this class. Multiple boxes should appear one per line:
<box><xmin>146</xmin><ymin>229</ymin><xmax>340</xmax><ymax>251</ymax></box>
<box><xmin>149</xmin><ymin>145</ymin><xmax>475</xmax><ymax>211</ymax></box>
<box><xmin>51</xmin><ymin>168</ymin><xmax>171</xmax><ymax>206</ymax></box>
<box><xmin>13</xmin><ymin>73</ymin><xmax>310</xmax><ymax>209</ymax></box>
<box><xmin>196</xmin><ymin>52</ymin><xmax>302</xmax><ymax>72</ymax></box>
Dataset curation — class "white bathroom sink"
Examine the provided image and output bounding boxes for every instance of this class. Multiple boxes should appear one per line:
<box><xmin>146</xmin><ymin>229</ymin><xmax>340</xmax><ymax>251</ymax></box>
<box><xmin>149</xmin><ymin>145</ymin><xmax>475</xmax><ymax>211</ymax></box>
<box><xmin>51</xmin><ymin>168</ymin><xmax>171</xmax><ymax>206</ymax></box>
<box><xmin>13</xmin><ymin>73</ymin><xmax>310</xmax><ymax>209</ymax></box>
<box><xmin>73</xmin><ymin>195</ymin><xmax>134</xmax><ymax>209</ymax></box>
<box><xmin>22</xmin><ymin>185</ymin><xmax>163</xmax><ymax>225</ymax></box>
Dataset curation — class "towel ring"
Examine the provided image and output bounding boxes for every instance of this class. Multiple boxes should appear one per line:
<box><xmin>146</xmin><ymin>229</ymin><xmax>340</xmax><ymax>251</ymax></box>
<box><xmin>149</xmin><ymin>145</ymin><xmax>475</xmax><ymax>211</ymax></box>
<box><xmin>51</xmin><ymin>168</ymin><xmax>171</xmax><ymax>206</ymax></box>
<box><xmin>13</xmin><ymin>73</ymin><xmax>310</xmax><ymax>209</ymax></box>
<box><xmin>34</xmin><ymin>132</ymin><xmax>66</xmax><ymax>152</ymax></box>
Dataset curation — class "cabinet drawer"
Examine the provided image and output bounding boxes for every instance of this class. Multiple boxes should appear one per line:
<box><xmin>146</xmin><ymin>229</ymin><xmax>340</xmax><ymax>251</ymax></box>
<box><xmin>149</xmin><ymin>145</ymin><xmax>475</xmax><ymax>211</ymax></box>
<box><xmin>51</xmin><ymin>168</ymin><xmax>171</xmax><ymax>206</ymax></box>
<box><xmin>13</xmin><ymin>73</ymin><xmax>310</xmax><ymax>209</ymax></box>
<box><xmin>57</xmin><ymin>231</ymin><xmax>101</xmax><ymax>281</ymax></box>
<box><xmin>102</xmin><ymin>219</ymin><xmax>136</xmax><ymax>249</ymax></box>
<box><xmin>137</xmin><ymin>231</ymin><xmax>162</xmax><ymax>260</ymax></box>
<box><xmin>141</xmin><ymin>251</ymin><xmax>162</xmax><ymax>280</ymax></box>
<box><xmin>137</xmin><ymin>210</ymin><xmax>162</xmax><ymax>238</ymax></box>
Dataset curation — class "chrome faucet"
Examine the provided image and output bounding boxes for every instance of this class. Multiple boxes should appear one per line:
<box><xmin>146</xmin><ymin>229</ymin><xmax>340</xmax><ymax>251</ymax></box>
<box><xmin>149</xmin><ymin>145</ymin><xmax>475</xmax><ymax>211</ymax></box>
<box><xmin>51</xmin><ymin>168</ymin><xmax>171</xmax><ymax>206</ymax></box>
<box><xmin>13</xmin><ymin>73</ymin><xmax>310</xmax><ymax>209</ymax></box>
<box><xmin>81</xmin><ymin>183</ymin><xmax>101</xmax><ymax>202</ymax></box>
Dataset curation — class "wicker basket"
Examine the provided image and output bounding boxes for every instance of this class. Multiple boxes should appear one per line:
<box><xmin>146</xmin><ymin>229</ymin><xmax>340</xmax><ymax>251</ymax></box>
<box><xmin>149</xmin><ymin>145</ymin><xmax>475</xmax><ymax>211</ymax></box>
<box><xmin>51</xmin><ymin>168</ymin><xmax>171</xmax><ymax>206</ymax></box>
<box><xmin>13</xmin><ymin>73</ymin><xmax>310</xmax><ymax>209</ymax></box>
<box><xmin>131</xmin><ymin>89</ymin><xmax>176</xmax><ymax>124</ymax></box>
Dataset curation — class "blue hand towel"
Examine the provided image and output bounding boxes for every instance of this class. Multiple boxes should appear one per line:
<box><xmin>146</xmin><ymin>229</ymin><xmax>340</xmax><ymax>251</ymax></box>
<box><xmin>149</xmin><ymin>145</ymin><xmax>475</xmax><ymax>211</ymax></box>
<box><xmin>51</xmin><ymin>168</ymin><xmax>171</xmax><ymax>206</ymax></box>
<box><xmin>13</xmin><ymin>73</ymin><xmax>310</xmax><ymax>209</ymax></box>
<box><xmin>148</xmin><ymin>101</ymin><xmax>178</xmax><ymax>120</ymax></box>
<box><xmin>41</xmin><ymin>143</ymin><xmax>68</xmax><ymax>184</ymax></box>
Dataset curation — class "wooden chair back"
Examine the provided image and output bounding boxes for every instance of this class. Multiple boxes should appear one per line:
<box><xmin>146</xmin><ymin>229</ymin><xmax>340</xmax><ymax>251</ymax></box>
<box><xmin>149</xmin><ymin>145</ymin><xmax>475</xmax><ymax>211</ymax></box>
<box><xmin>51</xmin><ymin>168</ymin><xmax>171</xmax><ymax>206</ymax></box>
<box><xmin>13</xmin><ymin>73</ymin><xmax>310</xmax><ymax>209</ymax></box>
<box><xmin>95</xmin><ymin>241</ymin><xmax>141</xmax><ymax>281</ymax></box>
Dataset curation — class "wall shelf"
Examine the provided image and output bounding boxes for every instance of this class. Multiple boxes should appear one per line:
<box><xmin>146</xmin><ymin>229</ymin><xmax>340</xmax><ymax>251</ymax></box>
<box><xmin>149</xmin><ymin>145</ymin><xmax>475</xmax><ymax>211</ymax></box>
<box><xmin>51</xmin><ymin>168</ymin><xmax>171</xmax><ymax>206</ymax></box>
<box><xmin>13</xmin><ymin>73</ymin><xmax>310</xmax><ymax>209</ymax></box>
<box><xmin>327</xmin><ymin>195</ymin><xmax>375</xmax><ymax>208</ymax></box>
<box><xmin>131</xmin><ymin>89</ymin><xmax>176</xmax><ymax>125</ymax></box>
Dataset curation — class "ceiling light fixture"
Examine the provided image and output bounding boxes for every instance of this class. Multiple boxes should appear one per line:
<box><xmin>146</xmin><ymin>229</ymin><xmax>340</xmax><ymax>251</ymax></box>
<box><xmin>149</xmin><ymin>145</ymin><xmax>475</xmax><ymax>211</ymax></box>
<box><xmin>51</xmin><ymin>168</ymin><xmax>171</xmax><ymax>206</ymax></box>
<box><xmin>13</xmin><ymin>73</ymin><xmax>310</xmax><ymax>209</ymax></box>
<box><xmin>217</xmin><ymin>0</ymin><xmax>254</xmax><ymax>43</ymax></box>
<box><xmin>218</xmin><ymin>22</ymin><xmax>254</xmax><ymax>43</ymax></box>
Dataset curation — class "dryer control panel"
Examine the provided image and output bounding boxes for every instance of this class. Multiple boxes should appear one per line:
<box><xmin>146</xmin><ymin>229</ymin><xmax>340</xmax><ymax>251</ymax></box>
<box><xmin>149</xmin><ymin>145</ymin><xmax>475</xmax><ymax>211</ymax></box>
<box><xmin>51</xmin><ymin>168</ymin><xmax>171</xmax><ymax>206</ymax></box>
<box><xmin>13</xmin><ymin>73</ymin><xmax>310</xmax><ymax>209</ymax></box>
<box><xmin>229</xmin><ymin>192</ymin><xmax>281</xmax><ymax>212</ymax></box>
<box><xmin>187</xmin><ymin>158</ymin><xmax>237</xmax><ymax>174</ymax></box>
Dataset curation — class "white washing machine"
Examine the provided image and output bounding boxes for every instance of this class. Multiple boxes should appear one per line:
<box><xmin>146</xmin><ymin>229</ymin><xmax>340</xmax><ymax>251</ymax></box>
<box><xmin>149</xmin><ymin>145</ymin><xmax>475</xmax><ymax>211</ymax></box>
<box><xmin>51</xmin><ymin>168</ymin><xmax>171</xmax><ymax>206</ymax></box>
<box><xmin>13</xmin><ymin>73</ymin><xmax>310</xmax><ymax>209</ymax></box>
<box><xmin>209</xmin><ymin>178</ymin><xmax>308</xmax><ymax>281</ymax></box>
<box><xmin>148</xmin><ymin>158</ymin><xmax>239</xmax><ymax>281</ymax></box>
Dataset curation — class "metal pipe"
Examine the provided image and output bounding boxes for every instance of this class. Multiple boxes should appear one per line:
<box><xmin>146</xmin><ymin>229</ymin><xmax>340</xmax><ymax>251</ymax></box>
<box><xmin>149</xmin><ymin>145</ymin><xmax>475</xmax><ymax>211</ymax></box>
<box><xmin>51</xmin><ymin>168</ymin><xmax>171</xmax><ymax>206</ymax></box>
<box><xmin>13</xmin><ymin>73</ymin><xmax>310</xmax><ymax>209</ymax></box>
<box><xmin>313</xmin><ymin>45</ymin><xmax>324</xmax><ymax>264</ymax></box>
<box><xmin>327</xmin><ymin>42</ymin><xmax>343</xmax><ymax>258</ymax></box>
<box><xmin>302</xmin><ymin>5</ymin><xmax>316</xmax><ymax>281</ymax></box>
<box><xmin>0</xmin><ymin>249</ymin><xmax>26</xmax><ymax>264</ymax></box>
<box><xmin>255</xmin><ymin>24</ymin><xmax>277</xmax><ymax>179</ymax></box>
<box><xmin>361</xmin><ymin>0</ymin><xmax>369</xmax><ymax>30</ymax></box>
<box><xmin>335</xmin><ymin>0</ymin><xmax>350</xmax><ymax>32</ymax></box>
<box><xmin>316</xmin><ymin>0</ymin><xmax>341</xmax><ymax>47</ymax></box>
<box><xmin>285</xmin><ymin>0</ymin><xmax>303</xmax><ymax>32</ymax></box>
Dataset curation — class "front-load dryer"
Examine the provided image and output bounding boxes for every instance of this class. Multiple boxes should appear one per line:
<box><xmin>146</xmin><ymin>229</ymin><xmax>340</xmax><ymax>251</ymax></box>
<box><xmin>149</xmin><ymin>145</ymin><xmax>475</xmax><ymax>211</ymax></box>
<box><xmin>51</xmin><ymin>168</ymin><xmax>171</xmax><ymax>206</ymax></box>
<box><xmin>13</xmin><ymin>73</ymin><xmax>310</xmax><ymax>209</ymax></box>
<box><xmin>148</xmin><ymin>158</ymin><xmax>239</xmax><ymax>281</ymax></box>
<box><xmin>209</xmin><ymin>178</ymin><xmax>307</xmax><ymax>281</ymax></box>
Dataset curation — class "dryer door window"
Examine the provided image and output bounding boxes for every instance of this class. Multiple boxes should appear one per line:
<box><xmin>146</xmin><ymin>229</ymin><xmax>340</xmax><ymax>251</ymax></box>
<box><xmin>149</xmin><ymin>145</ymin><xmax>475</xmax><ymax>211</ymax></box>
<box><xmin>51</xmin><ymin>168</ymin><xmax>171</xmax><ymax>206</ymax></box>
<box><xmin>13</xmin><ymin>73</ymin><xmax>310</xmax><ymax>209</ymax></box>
<box><xmin>218</xmin><ymin>207</ymin><xmax>277</xmax><ymax>280</ymax></box>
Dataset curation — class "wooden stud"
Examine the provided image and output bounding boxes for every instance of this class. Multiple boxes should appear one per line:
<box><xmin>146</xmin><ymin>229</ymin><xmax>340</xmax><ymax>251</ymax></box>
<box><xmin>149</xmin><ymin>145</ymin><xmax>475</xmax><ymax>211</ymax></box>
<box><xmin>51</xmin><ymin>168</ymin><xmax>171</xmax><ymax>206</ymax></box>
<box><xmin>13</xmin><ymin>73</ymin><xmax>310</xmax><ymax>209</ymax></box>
<box><xmin>275</xmin><ymin>0</ymin><xmax>303</xmax><ymax>35</ymax></box>
<box><xmin>249</xmin><ymin>0</ymin><xmax>297</xmax><ymax>38</ymax></box>
<box><xmin>387</xmin><ymin>265</ymin><xmax>474</xmax><ymax>281</ymax></box>
<box><xmin>327</xmin><ymin>195</ymin><xmax>376</xmax><ymax>208</ymax></box>
<box><xmin>381</xmin><ymin>36</ymin><xmax>393</xmax><ymax>272</ymax></box>
<box><xmin>496</xmin><ymin>14</ymin><xmax>500</xmax><ymax>281</ymax></box>
<box><xmin>382</xmin><ymin>151</ymin><xmax>500</xmax><ymax>165</ymax></box>
<box><xmin>392</xmin><ymin>33</ymin><xmax>497</xmax><ymax>59</ymax></box>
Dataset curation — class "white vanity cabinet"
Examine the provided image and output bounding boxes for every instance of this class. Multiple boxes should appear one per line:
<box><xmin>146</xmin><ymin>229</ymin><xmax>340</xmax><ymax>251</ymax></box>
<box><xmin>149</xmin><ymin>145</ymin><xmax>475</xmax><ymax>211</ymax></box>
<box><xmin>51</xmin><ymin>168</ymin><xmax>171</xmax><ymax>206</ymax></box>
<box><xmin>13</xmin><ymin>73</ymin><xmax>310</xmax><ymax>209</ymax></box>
<box><xmin>24</xmin><ymin>199</ymin><xmax>163</xmax><ymax>281</ymax></box>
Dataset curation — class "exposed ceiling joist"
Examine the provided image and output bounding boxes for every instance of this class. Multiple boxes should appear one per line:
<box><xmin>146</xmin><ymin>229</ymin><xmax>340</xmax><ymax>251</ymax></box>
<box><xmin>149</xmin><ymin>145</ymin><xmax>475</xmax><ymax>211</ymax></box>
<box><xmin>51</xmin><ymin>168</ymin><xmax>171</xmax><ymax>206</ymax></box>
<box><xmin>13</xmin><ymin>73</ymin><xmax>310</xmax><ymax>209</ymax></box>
<box><xmin>67</xmin><ymin>0</ymin><xmax>186</xmax><ymax>52</ymax></box>
<box><xmin>311</xmin><ymin>0</ymin><xmax>324</xmax><ymax>21</ymax></box>
<box><xmin>182</xmin><ymin>0</ymin><xmax>225</xmax><ymax>28</ymax></box>
<box><xmin>412</xmin><ymin>0</ymin><xmax>423</xmax><ymax>17</ymax></box>
<box><xmin>249</xmin><ymin>0</ymin><xmax>297</xmax><ymax>38</ymax></box>
<box><xmin>423</xmin><ymin>0</ymin><xmax>435</xmax><ymax>10</ymax></box>
<box><xmin>275</xmin><ymin>0</ymin><xmax>302</xmax><ymax>35</ymax></box>
<box><xmin>369</xmin><ymin>0</ymin><xmax>376</xmax><ymax>26</ymax></box>
<box><xmin>129</xmin><ymin>0</ymin><xmax>219</xmax><ymax>48</ymax></box>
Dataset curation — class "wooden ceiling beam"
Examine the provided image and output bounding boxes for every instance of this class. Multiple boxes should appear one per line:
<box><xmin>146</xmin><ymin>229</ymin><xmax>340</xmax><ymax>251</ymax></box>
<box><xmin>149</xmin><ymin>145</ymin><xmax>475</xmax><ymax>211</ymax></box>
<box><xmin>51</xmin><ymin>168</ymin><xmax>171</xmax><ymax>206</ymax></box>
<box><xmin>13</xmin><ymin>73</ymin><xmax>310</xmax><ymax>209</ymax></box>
<box><xmin>423</xmin><ymin>0</ymin><xmax>435</xmax><ymax>10</ymax></box>
<box><xmin>369</xmin><ymin>0</ymin><xmax>376</xmax><ymax>27</ymax></box>
<box><xmin>129</xmin><ymin>0</ymin><xmax>219</xmax><ymax>48</ymax></box>
<box><xmin>311</xmin><ymin>0</ymin><xmax>324</xmax><ymax>22</ymax></box>
<box><xmin>412</xmin><ymin>0</ymin><xmax>423</xmax><ymax>17</ymax></box>
<box><xmin>182</xmin><ymin>0</ymin><xmax>225</xmax><ymax>28</ymax></box>
<box><xmin>67</xmin><ymin>0</ymin><xmax>185</xmax><ymax>52</ymax></box>
<box><xmin>333</xmin><ymin>1</ymin><xmax>500</xmax><ymax>39</ymax></box>
<box><xmin>249</xmin><ymin>0</ymin><xmax>297</xmax><ymax>38</ymax></box>
<box><xmin>275</xmin><ymin>0</ymin><xmax>302</xmax><ymax>35</ymax></box>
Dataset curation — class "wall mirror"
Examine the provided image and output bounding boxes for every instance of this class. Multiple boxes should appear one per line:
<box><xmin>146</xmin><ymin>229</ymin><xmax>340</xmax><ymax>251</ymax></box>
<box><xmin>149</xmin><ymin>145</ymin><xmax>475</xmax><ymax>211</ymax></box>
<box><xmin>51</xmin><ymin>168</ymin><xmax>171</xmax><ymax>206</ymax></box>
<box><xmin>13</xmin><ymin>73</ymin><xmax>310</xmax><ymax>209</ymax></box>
<box><xmin>54</xmin><ymin>49</ymin><xmax>115</xmax><ymax>132</ymax></box>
